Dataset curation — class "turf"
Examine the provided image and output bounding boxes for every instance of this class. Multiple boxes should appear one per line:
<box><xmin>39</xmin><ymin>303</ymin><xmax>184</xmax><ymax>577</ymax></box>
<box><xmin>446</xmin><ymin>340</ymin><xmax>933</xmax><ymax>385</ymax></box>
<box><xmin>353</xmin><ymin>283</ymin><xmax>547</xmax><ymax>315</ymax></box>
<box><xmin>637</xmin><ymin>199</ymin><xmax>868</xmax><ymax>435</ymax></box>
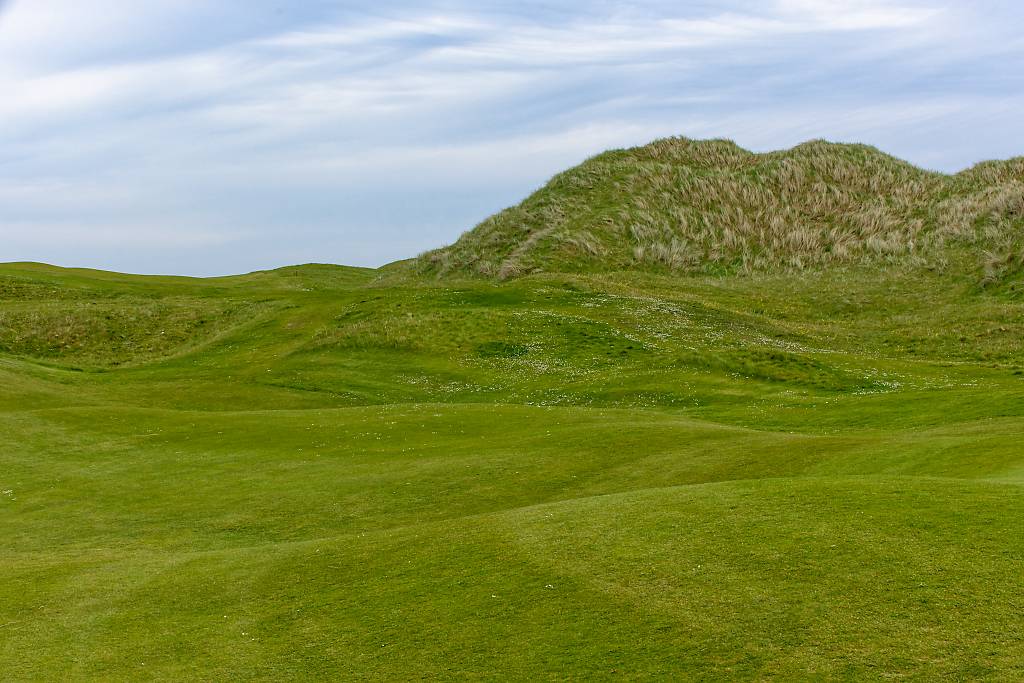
<box><xmin>2</xmin><ymin>257</ymin><xmax>1023</xmax><ymax>681</ymax></box>
<box><xmin>2</xmin><ymin>139</ymin><xmax>1023</xmax><ymax>680</ymax></box>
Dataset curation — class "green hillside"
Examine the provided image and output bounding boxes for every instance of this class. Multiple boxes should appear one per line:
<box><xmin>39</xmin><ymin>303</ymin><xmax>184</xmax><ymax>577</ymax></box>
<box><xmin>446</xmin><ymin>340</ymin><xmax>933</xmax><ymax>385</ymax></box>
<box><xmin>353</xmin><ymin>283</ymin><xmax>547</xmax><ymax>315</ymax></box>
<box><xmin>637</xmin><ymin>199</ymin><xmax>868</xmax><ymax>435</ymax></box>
<box><xmin>416</xmin><ymin>138</ymin><xmax>1024</xmax><ymax>281</ymax></box>
<box><xmin>3</xmin><ymin>140</ymin><xmax>1024</xmax><ymax>680</ymax></box>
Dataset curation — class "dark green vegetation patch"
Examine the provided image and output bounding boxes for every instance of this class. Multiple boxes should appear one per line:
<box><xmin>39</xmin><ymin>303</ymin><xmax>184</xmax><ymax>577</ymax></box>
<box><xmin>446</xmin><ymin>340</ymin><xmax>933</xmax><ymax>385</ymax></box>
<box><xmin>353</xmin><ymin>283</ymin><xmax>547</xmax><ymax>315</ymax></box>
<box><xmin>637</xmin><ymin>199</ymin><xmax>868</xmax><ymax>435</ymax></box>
<box><xmin>475</xmin><ymin>340</ymin><xmax>530</xmax><ymax>358</ymax></box>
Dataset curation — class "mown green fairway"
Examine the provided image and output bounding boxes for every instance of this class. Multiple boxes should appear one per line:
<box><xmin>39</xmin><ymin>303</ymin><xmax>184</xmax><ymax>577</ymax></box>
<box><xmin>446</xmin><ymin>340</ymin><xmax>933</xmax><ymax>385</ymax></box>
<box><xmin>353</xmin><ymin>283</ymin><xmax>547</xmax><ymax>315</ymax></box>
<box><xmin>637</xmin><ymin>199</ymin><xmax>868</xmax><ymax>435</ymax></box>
<box><xmin>2</xmin><ymin>254</ymin><xmax>1023</xmax><ymax>681</ymax></box>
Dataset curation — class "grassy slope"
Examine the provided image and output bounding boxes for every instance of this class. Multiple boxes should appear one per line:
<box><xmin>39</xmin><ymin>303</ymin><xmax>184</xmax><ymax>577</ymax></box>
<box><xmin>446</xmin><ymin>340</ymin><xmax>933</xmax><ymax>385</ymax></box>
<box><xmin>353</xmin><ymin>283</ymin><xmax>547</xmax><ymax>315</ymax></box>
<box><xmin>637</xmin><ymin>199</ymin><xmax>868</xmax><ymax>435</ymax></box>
<box><xmin>416</xmin><ymin>138</ymin><xmax>1024</xmax><ymax>281</ymax></box>
<box><xmin>2</xmin><ymin>254</ymin><xmax>1024</xmax><ymax>680</ymax></box>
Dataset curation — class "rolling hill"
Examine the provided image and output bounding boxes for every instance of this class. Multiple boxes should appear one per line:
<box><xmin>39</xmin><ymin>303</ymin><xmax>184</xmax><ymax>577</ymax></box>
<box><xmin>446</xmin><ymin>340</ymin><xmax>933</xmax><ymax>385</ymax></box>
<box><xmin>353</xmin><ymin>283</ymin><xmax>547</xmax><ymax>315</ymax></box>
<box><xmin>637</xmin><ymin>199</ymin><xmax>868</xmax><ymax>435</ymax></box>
<box><xmin>416</xmin><ymin>137</ymin><xmax>1024</xmax><ymax>282</ymax></box>
<box><xmin>2</xmin><ymin>139</ymin><xmax>1024</xmax><ymax>680</ymax></box>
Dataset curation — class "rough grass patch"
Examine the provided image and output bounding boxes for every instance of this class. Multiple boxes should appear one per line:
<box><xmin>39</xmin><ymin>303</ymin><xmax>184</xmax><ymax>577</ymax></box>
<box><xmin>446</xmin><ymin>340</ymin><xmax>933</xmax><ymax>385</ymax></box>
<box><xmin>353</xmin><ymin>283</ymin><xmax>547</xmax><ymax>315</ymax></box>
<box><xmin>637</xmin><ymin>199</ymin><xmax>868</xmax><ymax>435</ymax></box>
<box><xmin>475</xmin><ymin>341</ymin><xmax>529</xmax><ymax>358</ymax></box>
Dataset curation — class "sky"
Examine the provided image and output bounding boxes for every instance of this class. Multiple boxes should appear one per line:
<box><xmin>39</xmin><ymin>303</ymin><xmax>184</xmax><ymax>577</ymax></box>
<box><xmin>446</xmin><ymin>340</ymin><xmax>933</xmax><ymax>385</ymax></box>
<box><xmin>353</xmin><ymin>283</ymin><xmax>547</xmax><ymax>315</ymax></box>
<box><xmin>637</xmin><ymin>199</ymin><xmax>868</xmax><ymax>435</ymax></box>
<box><xmin>2</xmin><ymin>1</ymin><xmax>1023</xmax><ymax>276</ymax></box>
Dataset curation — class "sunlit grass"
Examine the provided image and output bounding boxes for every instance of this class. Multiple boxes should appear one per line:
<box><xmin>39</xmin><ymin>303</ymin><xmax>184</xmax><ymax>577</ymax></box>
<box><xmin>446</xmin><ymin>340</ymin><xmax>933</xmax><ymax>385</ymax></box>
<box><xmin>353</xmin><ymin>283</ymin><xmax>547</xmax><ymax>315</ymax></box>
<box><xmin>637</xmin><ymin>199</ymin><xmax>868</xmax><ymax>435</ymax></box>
<box><xmin>2</xmin><ymin>137</ymin><xmax>1024</xmax><ymax>678</ymax></box>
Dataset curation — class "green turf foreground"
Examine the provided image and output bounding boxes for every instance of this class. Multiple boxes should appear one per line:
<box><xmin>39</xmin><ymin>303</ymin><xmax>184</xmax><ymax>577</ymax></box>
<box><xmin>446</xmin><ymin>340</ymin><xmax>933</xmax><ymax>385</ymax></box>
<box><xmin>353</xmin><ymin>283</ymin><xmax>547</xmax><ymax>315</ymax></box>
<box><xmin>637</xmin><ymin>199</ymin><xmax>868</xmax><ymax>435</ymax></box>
<box><xmin>1</xmin><ymin>257</ymin><xmax>1023</xmax><ymax>680</ymax></box>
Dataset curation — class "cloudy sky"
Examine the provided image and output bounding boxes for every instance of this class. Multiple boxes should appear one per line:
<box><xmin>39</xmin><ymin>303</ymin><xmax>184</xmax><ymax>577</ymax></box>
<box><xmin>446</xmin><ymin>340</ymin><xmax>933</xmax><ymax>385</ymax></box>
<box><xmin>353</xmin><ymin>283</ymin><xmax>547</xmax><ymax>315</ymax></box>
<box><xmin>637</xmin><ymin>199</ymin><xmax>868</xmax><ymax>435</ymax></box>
<box><xmin>2</xmin><ymin>1</ymin><xmax>1023</xmax><ymax>275</ymax></box>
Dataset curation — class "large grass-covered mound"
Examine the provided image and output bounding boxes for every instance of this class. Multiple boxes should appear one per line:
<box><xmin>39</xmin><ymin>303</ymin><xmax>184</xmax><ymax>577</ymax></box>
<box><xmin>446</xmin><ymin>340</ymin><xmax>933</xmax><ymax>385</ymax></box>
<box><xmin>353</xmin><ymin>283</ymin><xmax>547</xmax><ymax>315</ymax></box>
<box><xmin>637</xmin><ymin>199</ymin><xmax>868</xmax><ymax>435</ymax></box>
<box><xmin>2</xmin><ymin>139</ymin><xmax>1024</xmax><ymax>680</ymax></box>
<box><xmin>417</xmin><ymin>138</ymin><xmax>1024</xmax><ymax>280</ymax></box>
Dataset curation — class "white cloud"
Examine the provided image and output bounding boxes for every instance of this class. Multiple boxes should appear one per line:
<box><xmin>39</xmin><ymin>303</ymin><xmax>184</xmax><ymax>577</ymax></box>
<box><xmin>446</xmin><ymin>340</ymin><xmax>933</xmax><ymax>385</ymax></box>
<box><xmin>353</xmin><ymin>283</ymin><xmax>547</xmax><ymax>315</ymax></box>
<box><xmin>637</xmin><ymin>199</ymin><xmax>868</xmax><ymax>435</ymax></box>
<box><xmin>0</xmin><ymin>0</ymin><xmax>207</xmax><ymax>67</ymax></box>
<box><xmin>257</xmin><ymin>15</ymin><xmax>488</xmax><ymax>50</ymax></box>
<box><xmin>1</xmin><ymin>0</ymin><xmax>950</xmax><ymax>141</ymax></box>
<box><xmin>773</xmin><ymin>0</ymin><xmax>941</xmax><ymax>31</ymax></box>
<box><xmin>0</xmin><ymin>221</ymin><xmax>234</xmax><ymax>249</ymax></box>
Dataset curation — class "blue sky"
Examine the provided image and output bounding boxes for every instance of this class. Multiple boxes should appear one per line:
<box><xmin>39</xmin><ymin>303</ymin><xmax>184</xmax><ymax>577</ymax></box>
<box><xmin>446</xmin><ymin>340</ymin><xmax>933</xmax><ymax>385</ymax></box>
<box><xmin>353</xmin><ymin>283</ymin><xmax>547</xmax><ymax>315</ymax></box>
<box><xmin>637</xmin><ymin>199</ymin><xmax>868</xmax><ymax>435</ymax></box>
<box><xmin>2</xmin><ymin>1</ymin><xmax>1023</xmax><ymax>275</ymax></box>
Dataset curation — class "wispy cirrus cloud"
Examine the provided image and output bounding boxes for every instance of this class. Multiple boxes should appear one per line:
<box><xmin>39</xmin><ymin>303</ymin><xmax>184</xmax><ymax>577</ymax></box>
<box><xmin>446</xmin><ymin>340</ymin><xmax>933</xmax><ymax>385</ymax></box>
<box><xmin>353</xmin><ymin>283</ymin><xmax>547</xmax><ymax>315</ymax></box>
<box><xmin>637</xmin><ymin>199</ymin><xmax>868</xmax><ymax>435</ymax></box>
<box><xmin>1</xmin><ymin>0</ymin><xmax>1022</xmax><ymax>275</ymax></box>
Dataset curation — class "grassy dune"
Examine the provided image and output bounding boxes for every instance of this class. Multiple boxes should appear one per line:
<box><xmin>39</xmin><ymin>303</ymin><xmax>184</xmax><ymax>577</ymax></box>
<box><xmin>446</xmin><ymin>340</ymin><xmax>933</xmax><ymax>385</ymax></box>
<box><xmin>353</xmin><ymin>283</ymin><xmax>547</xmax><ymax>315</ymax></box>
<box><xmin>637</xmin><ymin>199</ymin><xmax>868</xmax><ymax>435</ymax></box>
<box><xmin>417</xmin><ymin>138</ymin><xmax>1024</xmax><ymax>280</ymax></box>
<box><xmin>2</xmin><ymin>139</ymin><xmax>1024</xmax><ymax>680</ymax></box>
